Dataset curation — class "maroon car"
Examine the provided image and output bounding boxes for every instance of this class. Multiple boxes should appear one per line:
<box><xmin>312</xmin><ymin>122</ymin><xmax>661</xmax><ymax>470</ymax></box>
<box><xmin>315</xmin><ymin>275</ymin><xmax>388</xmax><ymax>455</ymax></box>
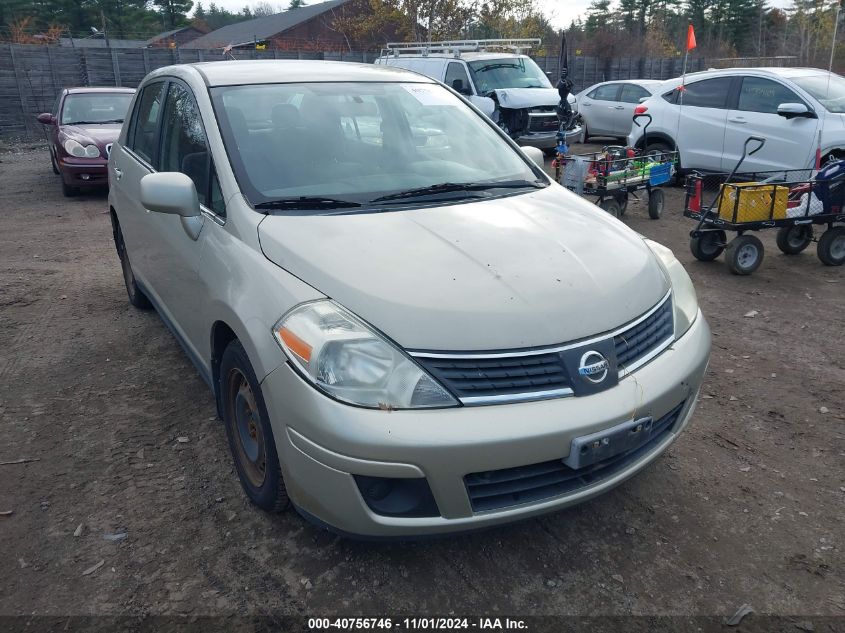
<box><xmin>37</xmin><ymin>87</ymin><xmax>135</xmax><ymax>197</ymax></box>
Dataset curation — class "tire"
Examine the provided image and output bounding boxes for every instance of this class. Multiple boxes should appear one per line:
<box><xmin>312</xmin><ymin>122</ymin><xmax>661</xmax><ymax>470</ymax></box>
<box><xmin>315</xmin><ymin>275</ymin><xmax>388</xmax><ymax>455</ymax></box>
<box><xmin>646</xmin><ymin>141</ymin><xmax>672</xmax><ymax>155</ymax></box>
<box><xmin>648</xmin><ymin>188</ymin><xmax>665</xmax><ymax>219</ymax></box>
<box><xmin>690</xmin><ymin>230</ymin><xmax>726</xmax><ymax>261</ymax></box>
<box><xmin>220</xmin><ymin>339</ymin><xmax>289</xmax><ymax>513</ymax></box>
<box><xmin>817</xmin><ymin>226</ymin><xmax>845</xmax><ymax>266</ymax></box>
<box><xmin>776</xmin><ymin>225</ymin><xmax>813</xmax><ymax>255</ymax></box>
<box><xmin>62</xmin><ymin>181</ymin><xmax>79</xmax><ymax>197</ymax></box>
<box><xmin>599</xmin><ymin>198</ymin><xmax>622</xmax><ymax>218</ymax></box>
<box><xmin>112</xmin><ymin>217</ymin><xmax>152</xmax><ymax>310</ymax></box>
<box><xmin>50</xmin><ymin>149</ymin><xmax>59</xmax><ymax>175</ymax></box>
<box><xmin>580</xmin><ymin>124</ymin><xmax>589</xmax><ymax>144</ymax></box>
<box><xmin>725</xmin><ymin>234</ymin><xmax>764</xmax><ymax>275</ymax></box>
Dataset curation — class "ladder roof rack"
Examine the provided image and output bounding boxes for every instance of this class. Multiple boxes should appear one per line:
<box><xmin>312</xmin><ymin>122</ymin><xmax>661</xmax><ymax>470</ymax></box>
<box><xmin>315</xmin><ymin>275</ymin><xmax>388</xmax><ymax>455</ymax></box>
<box><xmin>382</xmin><ymin>38</ymin><xmax>541</xmax><ymax>58</ymax></box>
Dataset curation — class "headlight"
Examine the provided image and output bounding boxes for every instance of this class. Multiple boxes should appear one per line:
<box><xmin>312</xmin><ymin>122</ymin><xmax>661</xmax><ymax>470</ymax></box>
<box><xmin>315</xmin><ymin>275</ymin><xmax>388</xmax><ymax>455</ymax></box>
<box><xmin>63</xmin><ymin>139</ymin><xmax>100</xmax><ymax>158</ymax></box>
<box><xmin>272</xmin><ymin>301</ymin><xmax>458</xmax><ymax>409</ymax></box>
<box><xmin>644</xmin><ymin>239</ymin><xmax>699</xmax><ymax>337</ymax></box>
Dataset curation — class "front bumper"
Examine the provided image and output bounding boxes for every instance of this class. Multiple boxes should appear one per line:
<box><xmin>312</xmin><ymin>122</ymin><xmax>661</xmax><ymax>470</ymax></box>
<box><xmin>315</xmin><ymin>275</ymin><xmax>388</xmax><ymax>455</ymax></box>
<box><xmin>262</xmin><ymin>312</ymin><xmax>710</xmax><ymax>537</ymax></box>
<box><xmin>59</xmin><ymin>157</ymin><xmax>108</xmax><ymax>186</ymax></box>
<box><xmin>517</xmin><ymin>125</ymin><xmax>582</xmax><ymax>150</ymax></box>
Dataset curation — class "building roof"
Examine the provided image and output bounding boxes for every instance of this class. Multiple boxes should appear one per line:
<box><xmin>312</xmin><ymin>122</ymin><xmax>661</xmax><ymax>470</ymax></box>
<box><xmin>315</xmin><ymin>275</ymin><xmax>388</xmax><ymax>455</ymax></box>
<box><xmin>145</xmin><ymin>25</ymin><xmax>203</xmax><ymax>46</ymax></box>
<box><xmin>183</xmin><ymin>0</ymin><xmax>352</xmax><ymax>49</ymax></box>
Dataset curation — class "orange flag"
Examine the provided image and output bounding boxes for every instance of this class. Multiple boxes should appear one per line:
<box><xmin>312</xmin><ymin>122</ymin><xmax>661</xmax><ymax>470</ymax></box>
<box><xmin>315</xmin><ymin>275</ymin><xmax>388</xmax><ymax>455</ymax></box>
<box><xmin>687</xmin><ymin>24</ymin><xmax>697</xmax><ymax>51</ymax></box>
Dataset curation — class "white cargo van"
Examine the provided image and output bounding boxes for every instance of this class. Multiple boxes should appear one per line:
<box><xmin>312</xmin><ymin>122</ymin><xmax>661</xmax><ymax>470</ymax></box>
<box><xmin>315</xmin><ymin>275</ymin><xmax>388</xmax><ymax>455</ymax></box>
<box><xmin>375</xmin><ymin>39</ymin><xmax>581</xmax><ymax>153</ymax></box>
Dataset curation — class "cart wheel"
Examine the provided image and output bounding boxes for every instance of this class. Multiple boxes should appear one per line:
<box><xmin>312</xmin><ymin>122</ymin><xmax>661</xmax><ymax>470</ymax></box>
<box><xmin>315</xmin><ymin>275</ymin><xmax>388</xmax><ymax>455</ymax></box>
<box><xmin>690</xmin><ymin>230</ymin><xmax>726</xmax><ymax>261</ymax></box>
<box><xmin>648</xmin><ymin>189</ymin><xmax>665</xmax><ymax>219</ymax></box>
<box><xmin>725</xmin><ymin>234</ymin><xmax>764</xmax><ymax>275</ymax></box>
<box><xmin>776</xmin><ymin>225</ymin><xmax>813</xmax><ymax>255</ymax></box>
<box><xmin>599</xmin><ymin>198</ymin><xmax>622</xmax><ymax>218</ymax></box>
<box><xmin>817</xmin><ymin>226</ymin><xmax>845</xmax><ymax>266</ymax></box>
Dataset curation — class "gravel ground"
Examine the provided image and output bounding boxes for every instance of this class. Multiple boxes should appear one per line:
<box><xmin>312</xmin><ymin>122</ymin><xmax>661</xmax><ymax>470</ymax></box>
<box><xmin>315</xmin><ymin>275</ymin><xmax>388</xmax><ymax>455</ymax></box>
<box><xmin>0</xmin><ymin>144</ymin><xmax>843</xmax><ymax>623</ymax></box>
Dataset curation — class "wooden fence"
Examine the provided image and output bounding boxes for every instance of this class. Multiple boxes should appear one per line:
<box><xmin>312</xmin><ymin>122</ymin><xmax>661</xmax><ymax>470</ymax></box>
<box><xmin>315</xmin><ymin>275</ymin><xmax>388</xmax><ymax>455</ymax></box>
<box><xmin>0</xmin><ymin>42</ymin><xmax>733</xmax><ymax>140</ymax></box>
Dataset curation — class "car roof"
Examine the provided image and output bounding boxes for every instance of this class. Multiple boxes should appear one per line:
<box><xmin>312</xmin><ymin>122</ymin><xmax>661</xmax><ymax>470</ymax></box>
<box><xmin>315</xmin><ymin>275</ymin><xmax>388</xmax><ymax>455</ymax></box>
<box><xmin>163</xmin><ymin>60</ymin><xmax>435</xmax><ymax>87</ymax></box>
<box><xmin>670</xmin><ymin>66</ymin><xmax>832</xmax><ymax>83</ymax></box>
<box><xmin>590</xmin><ymin>79</ymin><xmax>664</xmax><ymax>86</ymax></box>
<box><xmin>66</xmin><ymin>87</ymin><xmax>136</xmax><ymax>94</ymax></box>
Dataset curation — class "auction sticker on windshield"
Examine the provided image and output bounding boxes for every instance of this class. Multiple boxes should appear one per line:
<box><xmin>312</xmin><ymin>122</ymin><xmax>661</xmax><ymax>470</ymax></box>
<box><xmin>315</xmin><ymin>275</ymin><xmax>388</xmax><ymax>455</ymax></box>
<box><xmin>402</xmin><ymin>84</ymin><xmax>456</xmax><ymax>106</ymax></box>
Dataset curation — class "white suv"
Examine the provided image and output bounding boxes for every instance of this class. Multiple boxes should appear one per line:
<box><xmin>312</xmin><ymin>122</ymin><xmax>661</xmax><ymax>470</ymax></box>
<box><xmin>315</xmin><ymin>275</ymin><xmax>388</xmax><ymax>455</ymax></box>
<box><xmin>628</xmin><ymin>67</ymin><xmax>845</xmax><ymax>172</ymax></box>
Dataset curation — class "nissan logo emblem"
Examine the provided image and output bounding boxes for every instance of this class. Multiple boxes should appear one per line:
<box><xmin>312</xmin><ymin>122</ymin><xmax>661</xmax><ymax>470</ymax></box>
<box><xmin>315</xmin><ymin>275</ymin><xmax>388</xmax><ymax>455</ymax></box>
<box><xmin>578</xmin><ymin>350</ymin><xmax>609</xmax><ymax>384</ymax></box>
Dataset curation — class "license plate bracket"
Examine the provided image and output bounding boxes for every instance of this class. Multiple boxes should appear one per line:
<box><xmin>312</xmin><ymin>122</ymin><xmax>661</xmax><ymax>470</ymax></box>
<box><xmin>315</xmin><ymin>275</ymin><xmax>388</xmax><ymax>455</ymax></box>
<box><xmin>562</xmin><ymin>416</ymin><xmax>655</xmax><ymax>470</ymax></box>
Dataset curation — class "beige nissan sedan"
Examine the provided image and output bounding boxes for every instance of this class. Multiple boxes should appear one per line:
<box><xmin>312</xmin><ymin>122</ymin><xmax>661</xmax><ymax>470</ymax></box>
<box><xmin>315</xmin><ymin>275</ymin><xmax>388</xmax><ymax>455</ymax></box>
<box><xmin>108</xmin><ymin>60</ymin><xmax>710</xmax><ymax>537</ymax></box>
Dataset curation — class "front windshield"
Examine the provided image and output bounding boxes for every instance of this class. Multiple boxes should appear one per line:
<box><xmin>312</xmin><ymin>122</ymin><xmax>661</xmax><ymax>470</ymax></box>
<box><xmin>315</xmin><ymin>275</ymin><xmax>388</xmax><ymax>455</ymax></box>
<box><xmin>791</xmin><ymin>73</ymin><xmax>845</xmax><ymax>113</ymax></box>
<box><xmin>467</xmin><ymin>57</ymin><xmax>553</xmax><ymax>93</ymax></box>
<box><xmin>61</xmin><ymin>93</ymin><xmax>133</xmax><ymax>124</ymax></box>
<box><xmin>212</xmin><ymin>81</ymin><xmax>543</xmax><ymax>206</ymax></box>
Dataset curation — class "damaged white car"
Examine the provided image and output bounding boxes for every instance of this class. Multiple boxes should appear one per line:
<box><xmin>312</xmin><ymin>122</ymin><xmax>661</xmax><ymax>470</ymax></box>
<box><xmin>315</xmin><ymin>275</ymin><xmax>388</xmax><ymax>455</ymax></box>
<box><xmin>376</xmin><ymin>39</ymin><xmax>581</xmax><ymax>153</ymax></box>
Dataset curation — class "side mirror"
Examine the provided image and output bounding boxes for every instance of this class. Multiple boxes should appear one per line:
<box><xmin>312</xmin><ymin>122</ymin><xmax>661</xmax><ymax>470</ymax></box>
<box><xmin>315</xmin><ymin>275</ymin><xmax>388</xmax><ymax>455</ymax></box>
<box><xmin>451</xmin><ymin>78</ymin><xmax>470</xmax><ymax>96</ymax></box>
<box><xmin>37</xmin><ymin>113</ymin><xmax>55</xmax><ymax>125</ymax></box>
<box><xmin>777</xmin><ymin>102</ymin><xmax>816</xmax><ymax>119</ymax></box>
<box><xmin>520</xmin><ymin>146</ymin><xmax>545</xmax><ymax>168</ymax></box>
<box><xmin>140</xmin><ymin>172</ymin><xmax>200</xmax><ymax>217</ymax></box>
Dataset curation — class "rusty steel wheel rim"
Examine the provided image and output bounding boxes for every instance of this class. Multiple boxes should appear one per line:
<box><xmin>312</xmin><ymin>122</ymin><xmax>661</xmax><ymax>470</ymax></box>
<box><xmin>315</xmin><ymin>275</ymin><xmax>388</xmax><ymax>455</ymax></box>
<box><xmin>226</xmin><ymin>368</ymin><xmax>267</xmax><ymax>488</ymax></box>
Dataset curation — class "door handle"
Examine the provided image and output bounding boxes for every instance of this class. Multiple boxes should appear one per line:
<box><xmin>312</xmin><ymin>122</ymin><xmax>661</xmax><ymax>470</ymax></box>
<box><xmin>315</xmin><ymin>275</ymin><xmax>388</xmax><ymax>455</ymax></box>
<box><xmin>728</xmin><ymin>117</ymin><xmax>747</xmax><ymax>124</ymax></box>
<box><xmin>582</xmin><ymin>102</ymin><xmax>591</xmax><ymax>106</ymax></box>
<box><xmin>613</xmin><ymin>105</ymin><xmax>624</xmax><ymax>110</ymax></box>
<box><xmin>112</xmin><ymin>166</ymin><xmax>122</xmax><ymax>181</ymax></box>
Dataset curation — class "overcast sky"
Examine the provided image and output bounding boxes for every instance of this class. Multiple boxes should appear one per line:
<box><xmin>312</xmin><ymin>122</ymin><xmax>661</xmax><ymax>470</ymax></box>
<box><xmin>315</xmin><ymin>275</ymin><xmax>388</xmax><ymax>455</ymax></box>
<box><xmin>210</xmin><ymin>0</ymin><xmax>795</xmax><ymax>30</ymax></box>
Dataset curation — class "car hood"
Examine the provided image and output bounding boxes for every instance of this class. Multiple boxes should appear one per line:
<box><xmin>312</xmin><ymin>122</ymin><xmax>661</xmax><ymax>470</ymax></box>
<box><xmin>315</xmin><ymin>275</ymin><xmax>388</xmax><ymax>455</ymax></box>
<box><xmin>257</xmin><ymin>186</ymin><xmax>669</xmax><ymax>351</ymax></box>
<box><xmin>493</xmin><ymin>88</ymin><xmax>574</xmax><ymax>109</ymax></box>
<box><xmin>60</xmin><ymin>123</ymin><xmax>122</xmax><ymax>149</ymax></box>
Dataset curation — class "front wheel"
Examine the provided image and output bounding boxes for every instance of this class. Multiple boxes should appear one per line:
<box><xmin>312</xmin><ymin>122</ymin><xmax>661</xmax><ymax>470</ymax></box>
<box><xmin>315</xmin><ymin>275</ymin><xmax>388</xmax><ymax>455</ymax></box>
<box><xmin>112</xmin><ymin>218</ymin><xmax>152</xmax><ymax>310</ymax></box>
<box><xmin>62</xmin><ymin>181</ymin><xmax>79</xmax><ymax>197</ymax></box>
<box><xmin>776</xmin><ymin>225</ymin><xmax>813</xmax><ymax>255</ymax></box>
<box><xmin>220</xmin><ymin>340</ymin><xmax>289</xmax><ymax>513</ymax></box>
<box><xmin>725</xmin><ymin>234</ymin><xmax>764</xmax><ymax>275</ymax></box>
<box><xmin>690</xmin><ymin>230</ymin><xmax>726</xmax><ymax>261</ymax></box>
<box><xmin>648</xmin><ymin>189</ymin><xmax>664</xmax><ymax>219</ymax></box>
<box><xmin>817</xmin><ymin>226</ymin><xmax>845</xmax><ymax>266</ymax></box>
<box><xmin>50</xmin><ymin>150</ymin><xmax>60</xmax><ymax>175</ymax></box>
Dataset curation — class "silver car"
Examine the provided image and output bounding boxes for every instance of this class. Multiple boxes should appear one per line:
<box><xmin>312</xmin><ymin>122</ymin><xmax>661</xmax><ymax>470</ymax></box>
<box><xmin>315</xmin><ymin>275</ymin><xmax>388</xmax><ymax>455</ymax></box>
<box><xmin>108</xmin><ymin>60</ymin><xmax>710</xmax><ymax>537</ymax></box>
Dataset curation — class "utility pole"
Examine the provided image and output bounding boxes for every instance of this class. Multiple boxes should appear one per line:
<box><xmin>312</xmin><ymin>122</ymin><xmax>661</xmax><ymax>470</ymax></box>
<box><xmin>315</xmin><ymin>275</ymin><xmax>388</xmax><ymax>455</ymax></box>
<box><xmin>100</xmin><ymin>9</ymin><xmax>110</xmax><ymax>48</ymax></box>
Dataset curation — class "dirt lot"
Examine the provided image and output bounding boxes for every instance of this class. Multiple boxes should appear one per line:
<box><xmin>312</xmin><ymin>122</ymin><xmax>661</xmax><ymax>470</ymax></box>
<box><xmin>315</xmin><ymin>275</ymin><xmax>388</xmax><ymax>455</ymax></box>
<box><xmin>0</xmin><ymin>144</ymin><xmax>843</xmax><ymax>624</ymax></box>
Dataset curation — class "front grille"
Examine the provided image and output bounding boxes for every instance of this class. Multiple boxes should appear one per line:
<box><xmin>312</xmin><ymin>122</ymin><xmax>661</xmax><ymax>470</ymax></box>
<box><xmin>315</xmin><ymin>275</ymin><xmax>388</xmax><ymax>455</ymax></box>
<box><xmin>463</xmin><ymin>401</ymin><xmax>686</xmax><ymax>512</ymax></box>
<box><xmin>528</xmin><ymin>113</ymin><xmax>558</xmax><ymax>132</ymax></box>
<box><xmin>418</xmin><ymin>353</ymin><xmax>569</xmax><ymax>400</ymax></box>
<box><xmin>614</xmin><ymin>297</ymin><xmax>674</xmax><ymax>371</ymax></box>
<box><xmin>413</xmin><ymin>293</ymin><xmax>674</xmax><ymax>404</ymax></box>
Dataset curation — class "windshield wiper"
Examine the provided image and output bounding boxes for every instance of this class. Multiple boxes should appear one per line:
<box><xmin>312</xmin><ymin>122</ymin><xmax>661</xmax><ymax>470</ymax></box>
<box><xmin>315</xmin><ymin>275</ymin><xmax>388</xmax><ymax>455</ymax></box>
<box><xmin>66</xmin><ymin>119</ymin><xmax>123</xmax><ymax>125</ymax></box>
<box><xmin>370</xmin><ymin>180</ymin><xmax>545</xmax><ymax>204</ymax></box>
<box><xmin>476</xmin><ymin>64</ymin><xmax>518</xmax><ymax>73</ymax></box>
<box><xmin>254</xmin><ymin>196</ymin><xmax>362</xmax><ymax>211</ymax></box>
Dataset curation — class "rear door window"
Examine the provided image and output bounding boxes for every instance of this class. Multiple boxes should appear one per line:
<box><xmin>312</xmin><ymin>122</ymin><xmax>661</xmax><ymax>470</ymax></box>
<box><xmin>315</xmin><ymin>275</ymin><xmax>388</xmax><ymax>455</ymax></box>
<box><xmin>680</xmin><ymin>77</ymin><xmax>733</xmax><ymax>109</ymax></box>
<box><xmin>620</xmin><ymin>84</ymin><xmax>650</xmax><ymax>104</ymax></box>
<box><xmin>129</xmin><ymin>82</ymin><xmax>165</xmax><ymax>166</ymax></box>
